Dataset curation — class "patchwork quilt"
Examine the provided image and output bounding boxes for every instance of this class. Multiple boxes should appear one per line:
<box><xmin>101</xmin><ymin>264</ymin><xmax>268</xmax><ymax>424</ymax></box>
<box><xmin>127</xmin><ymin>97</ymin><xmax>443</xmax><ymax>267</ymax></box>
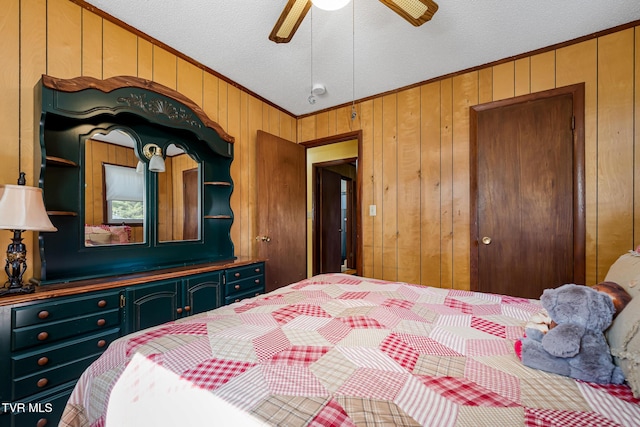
<box><xmin>60</xmin><ymin>274</ymin><xmax>640</xmax><ymax>426</ymax></box>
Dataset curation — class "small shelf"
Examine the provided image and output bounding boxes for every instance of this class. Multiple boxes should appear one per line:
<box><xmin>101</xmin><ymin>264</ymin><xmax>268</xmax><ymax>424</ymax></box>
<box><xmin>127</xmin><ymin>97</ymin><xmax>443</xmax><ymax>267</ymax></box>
<box><xmin>204</xmin><ymin>181</ymin><xmax>232</xmax><ymax>186</ymax></box>
<box><xmin>47</xmin><ymin>211</ymin><xmax>78</xmax><ymax>216</ymax></box>
<box><xmin>204</xmin><ymin>215</ymin><xmax>232</xmax><ymax>219</ymax></box>
<box><xmin>46</xmin><ymin>156</ymin><xmax>78</xmax><ymax>167</ymax></box>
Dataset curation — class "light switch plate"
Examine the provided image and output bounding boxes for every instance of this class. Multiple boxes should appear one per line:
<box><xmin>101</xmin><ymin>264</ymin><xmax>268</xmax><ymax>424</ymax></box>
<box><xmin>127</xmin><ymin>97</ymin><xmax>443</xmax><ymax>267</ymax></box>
<box><xmin>369</xmin><ymin>205</ymin><xmax>377</xmax><ymax>216</ymax></box>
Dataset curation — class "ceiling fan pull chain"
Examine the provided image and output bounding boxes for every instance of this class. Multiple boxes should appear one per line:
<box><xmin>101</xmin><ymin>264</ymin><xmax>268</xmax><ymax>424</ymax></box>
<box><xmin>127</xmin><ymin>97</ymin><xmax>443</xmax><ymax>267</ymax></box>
<box><xmin>351</xmin><ymin>0</ymin><xmax>357</xmax><ymax>122</ymax></box>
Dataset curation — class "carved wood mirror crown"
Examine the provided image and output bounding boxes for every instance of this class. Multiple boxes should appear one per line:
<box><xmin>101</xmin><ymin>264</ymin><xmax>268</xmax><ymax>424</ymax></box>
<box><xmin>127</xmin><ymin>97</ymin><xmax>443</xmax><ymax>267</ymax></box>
<box><xmin>36</xmin><ymin>75</ymin><xmax>236</xmax><ymax>284</ymax></box>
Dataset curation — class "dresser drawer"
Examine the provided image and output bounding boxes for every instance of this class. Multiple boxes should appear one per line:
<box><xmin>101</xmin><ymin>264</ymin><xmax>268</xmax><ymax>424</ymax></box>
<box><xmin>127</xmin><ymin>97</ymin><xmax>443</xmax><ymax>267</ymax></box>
<box><xmin>8</xmin><ymin>383</ymin><xmax>74</xmax><ymax>427</ymax></box>
<box><xmin>225</xmin><ymin>263</ymin><xmax>264</xmax><ymax>283</ymax></box>
<box><xmin>12</xmin><ymin>328</ymin><xmax>120</xmax><ymax>378</ymax></box>
<box><xmin>12</xmin><ymin>290</ymin><xmax>120</xmax><ymax>328</ymax></box>
<box><xmin>225</xmin><ymin>276</ymin><xmax>263</xmax><ymax>297</ymax></box>
<box><xmin>12</xmin><ymin>352</ymin><xmax>100</xmax><ymax>401</ymax></box>
<box><xmin>12</xmin><ymin>309</ymin><xmax>120</xmax><ymax>351</ymax></box>
<box><xmin>224</xmin><ymin>287</ymin><xmax>263</xmax><ymax>305</ymax></box>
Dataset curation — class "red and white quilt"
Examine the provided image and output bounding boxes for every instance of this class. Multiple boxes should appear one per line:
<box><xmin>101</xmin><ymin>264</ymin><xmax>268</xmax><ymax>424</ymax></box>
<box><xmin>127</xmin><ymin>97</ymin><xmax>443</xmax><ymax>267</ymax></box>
<box><xmin>60</xmin><ymin>274</ymin><xmax>640</xmax><ymax>426</ymax></box>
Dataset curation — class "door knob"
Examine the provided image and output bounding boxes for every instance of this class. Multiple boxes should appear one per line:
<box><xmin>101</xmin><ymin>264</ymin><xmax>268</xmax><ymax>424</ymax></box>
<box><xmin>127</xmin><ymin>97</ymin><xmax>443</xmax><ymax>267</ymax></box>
<box><xmin>481</xmin><ymin>236</ymin><xmax>492</xmax><ymax>245</ymax></box>
<box><xmin>255</xmin><ymin>235</ymin><xmax>271</xmax><ymax>242</ymax></box>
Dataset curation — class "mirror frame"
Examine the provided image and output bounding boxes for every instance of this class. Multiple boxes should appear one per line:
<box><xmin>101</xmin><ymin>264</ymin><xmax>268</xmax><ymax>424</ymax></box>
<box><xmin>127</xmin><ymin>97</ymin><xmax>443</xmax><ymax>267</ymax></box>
<box><xmin>35</xmin><ymin>75</ymin><xmax>236</xmax><ymax>284</ymax></box>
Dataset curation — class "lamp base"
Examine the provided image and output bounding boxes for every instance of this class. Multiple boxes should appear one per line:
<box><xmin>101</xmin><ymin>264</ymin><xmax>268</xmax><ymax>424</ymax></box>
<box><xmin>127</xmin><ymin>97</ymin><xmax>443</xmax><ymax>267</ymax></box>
<box><xmin>2</xmin><ymin>229</ymin><xmax>30</xmax><ymax>297</ymax></box>
<box><xmin>0</xmin><ymin>282</ymin><xmax>35</xmax><ymax>296</ymax></box>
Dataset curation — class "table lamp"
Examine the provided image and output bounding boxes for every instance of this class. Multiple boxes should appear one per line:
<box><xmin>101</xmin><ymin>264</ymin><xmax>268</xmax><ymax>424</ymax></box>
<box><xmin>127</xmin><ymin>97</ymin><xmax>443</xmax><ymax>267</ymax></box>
<box><xmin>0</xmin><ymin>173</ymin><xmax>57</xmax><ymax>296</ymax></box>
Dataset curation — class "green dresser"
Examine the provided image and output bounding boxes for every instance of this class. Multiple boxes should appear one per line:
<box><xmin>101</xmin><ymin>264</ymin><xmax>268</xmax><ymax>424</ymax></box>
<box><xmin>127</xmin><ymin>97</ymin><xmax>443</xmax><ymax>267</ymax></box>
<box><xmin>224</xmin><ymin>262</ymin><xmax>265</xmax><ymax>305</ymax></box>
<box><xmin>1</xmin><ymin>290</ymin><xmax>122</xmax><ymax>427</ymax></box>
<box><xmin>0</xmin><ymin>259</ymin><xmax>264</xmax><ymax>427</ymax></box>
<box><xmin>123</xmin><ymin>271</ymin><xmax>223</xmax><ymax>334</ymax></box>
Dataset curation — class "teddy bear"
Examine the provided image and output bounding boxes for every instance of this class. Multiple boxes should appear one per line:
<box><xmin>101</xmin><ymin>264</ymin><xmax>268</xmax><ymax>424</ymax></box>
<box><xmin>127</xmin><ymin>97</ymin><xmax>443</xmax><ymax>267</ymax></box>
<box><xmin>518</xmin><ymin>283</ymin><xmax>625</xmax><ymax>384</ymax></box>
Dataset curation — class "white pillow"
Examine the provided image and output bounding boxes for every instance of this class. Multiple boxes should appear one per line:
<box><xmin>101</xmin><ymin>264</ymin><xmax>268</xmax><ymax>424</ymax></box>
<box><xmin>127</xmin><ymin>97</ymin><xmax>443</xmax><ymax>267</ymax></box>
<box><xmin>604</xmin><ymin>252</ymin><xmax>640</xmax><ymax>397</ymax></box>
<box><xmin>607</xmin><ymin>296</ymin><xmax>640</xmax><ymax>397</ymax></box>
<box><xmin>604</xmin><ymin>252</ymin><xmax>640</xmax><ymax>298</ymax></box>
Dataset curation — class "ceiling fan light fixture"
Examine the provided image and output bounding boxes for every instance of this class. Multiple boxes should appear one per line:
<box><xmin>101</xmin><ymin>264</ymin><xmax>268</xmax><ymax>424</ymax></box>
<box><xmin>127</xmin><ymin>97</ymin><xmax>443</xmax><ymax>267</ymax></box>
<box><xmin>311</xmin><ymin>0</ymin><xmax>351</xmax><ymax>11</ymax></box>
<box><xmin>379</xmin><ymin>0</ymin><xmax>438</xmax><ymax>26</ymax></box>
<box><xmin>269</xmin><ymin>0</ymin><xmax>312</xmax><ymax>43</ymax></box>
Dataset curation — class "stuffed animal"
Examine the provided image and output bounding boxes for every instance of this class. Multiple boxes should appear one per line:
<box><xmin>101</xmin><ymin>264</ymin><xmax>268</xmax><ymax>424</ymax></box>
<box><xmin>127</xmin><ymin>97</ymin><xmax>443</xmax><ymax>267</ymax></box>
<box><xmin>519</xmin><ymin>283</ymin><xmax>625</xmax><ymax>384</ymax></box>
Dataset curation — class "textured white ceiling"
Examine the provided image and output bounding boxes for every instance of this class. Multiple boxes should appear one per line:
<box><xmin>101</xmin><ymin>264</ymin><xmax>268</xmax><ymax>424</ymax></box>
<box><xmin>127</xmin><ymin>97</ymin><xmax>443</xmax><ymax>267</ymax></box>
<box><xmin>84</xmin><ymin>0</ymin><xmax>640</xmax><ymax>116</ymax></box>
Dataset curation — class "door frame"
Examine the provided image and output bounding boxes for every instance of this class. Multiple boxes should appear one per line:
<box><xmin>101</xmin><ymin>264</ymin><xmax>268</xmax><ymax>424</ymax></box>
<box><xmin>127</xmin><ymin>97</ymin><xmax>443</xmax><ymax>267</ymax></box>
<box><xmin>312</xmin><ymin>158</ymin><xmax>358</xmax><ymax>275</ymax></box>
<box><xmin>301</xmin><ymin>130</ymin><xmax>363</xmax><ymax>276</ymax></box>
<box><xmin>469</xmin><ymin>83</ymin><xmax>586</xmax><ymax>291</ymax></box>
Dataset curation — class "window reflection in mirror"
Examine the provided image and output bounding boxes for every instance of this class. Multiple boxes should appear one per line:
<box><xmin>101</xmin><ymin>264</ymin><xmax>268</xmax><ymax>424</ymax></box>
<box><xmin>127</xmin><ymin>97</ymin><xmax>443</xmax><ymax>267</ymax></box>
<box><xmin>104</xmin><ymin>164</ymin><xmax>144</xmax><ymax>224</ymax></box>
<box><xmin>158</xmin><ymin>144</ymin><xmax>201</xmax><ymax>242</ymax></box>
<box><xmin>85</xmin><ymin>130</ymin><xmax>146</xmax><ymax>246</ymax></box>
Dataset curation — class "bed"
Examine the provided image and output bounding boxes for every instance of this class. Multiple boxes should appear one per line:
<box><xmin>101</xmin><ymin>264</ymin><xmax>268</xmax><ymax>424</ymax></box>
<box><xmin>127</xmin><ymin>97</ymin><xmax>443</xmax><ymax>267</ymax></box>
<box><xmin>84</xmin><ymin>225</ymin><xmax>131</xmax><ymax>246</ymax></box>
<box><xmin>59</xmin><ymin>257</ymin><xmax>640</xmax><ymax>426</ymax></box>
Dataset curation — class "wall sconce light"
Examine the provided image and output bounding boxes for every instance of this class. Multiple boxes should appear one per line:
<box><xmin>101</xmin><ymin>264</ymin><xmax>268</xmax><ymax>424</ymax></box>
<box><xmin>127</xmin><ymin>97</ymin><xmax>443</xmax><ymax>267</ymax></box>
<box><xmin>135</xmin><ymin>160</ymin><xmax>145</xmax><ymax>174</ymax></box>
<box><xmin>0</xmin><ymin>173</ymin><xmax>57</xmax><ymax>296</ymax></box>
<box><xmin>142</xmin><ymin>143</ymin><xmax>165</xmax><ymax>173</ymax></box>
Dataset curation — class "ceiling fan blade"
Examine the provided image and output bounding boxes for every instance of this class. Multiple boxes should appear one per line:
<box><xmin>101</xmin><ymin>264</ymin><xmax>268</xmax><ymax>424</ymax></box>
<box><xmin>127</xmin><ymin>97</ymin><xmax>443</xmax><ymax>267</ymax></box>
<box><xmin>379</xmin><ymin>0</ymin><xmax>439</xmax><ymax>26</ymax></box>
<box><xmin>269</xmin><ymin>0</ymin><xmax>312</xmax><ymax>43</ymax></box>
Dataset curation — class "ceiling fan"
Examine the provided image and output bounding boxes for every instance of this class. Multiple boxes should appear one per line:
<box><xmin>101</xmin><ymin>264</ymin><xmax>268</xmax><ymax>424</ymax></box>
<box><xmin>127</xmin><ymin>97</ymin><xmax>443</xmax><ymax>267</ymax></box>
<box><xmin>269</xmin><ymin>0</ymin><xmax>439</xmax><ymax>43</ymax></box>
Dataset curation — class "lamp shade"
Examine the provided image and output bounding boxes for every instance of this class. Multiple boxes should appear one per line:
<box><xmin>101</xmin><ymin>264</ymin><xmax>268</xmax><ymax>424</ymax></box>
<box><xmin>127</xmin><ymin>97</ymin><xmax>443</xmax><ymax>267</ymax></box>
<box><xmin>311</xmin><ymin>0</ymin><xmax>351</xmax><ymax>11</ymax></box>
<box><xmin>0</xmin><ymin>184</ymin><xmax>57</xmax><ymax>232</ymax></box>
<box><xmin>148</xmin><ymin>154</ymin><xmax>166</xmax><ymax>173</ymax></box>
<box><xmin>136</xmin><ymin>160</ymin><xmax>145</xmax><ymax>174</ymax></box>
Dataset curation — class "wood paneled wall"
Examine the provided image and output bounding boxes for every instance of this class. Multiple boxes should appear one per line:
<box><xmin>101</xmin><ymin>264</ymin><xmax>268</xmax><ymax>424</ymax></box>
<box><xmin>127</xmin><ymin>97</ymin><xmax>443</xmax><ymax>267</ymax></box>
<box><xmin>2</xmin><ymin>0</ymin><xmax>296</xmax><ymax>280</ymax></box>
<box><xmin>298</xmin><ymin>26</ymin><xmax>640</xmax><ymax>289</ymax></box>
<box><xmin>3</xmin><ymin>0</ymin><xmax>639</xmax><ymax>290</ymax></box>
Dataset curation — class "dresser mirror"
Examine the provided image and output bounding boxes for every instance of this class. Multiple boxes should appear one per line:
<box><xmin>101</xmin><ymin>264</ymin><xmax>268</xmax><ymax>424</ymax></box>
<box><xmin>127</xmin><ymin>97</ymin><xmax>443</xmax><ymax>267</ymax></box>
<box><xmin>157</xmin><ymin>143</ymin><xmax>201</xmax><ymax>243</ymax></box>
<box><xmin>36</xmin><ymin>75</ymin><xmax>235</xmax><ymax>284</ymax></box>
<box><xmin>83</xmin><ymin>132</ymin><xmax>202</xmax><ymax>247</ymax></box>
<box><xmin>84</xmin><ymin>129</ymin><xmax>146</xmax><ymax>247</ymax></box>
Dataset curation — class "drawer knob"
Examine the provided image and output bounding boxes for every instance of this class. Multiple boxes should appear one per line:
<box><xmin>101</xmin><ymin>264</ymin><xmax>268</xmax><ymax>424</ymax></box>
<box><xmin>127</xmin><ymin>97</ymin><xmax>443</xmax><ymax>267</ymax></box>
<box><xmin>234</xmin><ymin>272</ymin><xmax>241</xmax><ymax>278</ymax></box>
<box><xmin>97</xmin><ymin>340</ymin><xmax>106</xmax><ymax>348</ymax></box>
<box><xmin>184</xmin><ymin>305</ymin><xmax>191</xmax><ymax>312</ymax></box>
<box><xmin>37</xmin><ymin>378</ymin><xmax>48</xmax><ymax>388</ymax></box>
<box><xmin>176</xmin><ymin>307</ymin><xmax>183</xmax><ymax>314</ymax></box>
<box><xmin>255</xmin><ymin>268</ymin><xmax>261</xmax><ymax>273</ymax></box>
<box><xmin>38</xmin><ymin>310</ymin><xmax>49</xmax><ymax>320</ymax></box>
<box><xmin>37</xmin><ymin>418</ymin><xmax>48</xmax><ymax>427</ymax></box>
<box><xmin>37</xmin><ymin>332</ymin><xmax>49</xmax><ymax>341</ymax></box>
<box><xmin>97</xmin><ymin>299</ymin><xmax>107</xmax><ymax>308</ymax></box>
<box><xmin>255</xmin><ymin>279</ymin><xmax>260</xmax><ymax>284</ymax></box>
<box><xmin>235</xmin><ymin>298</ymin><xmax>240</xmax><ymax>302</ymax></box>
<box><xmin>37</xmin><ymin>356</ymin><xmax>49</xmax><ymax>366</ymax></box>
<box><xmin>97</xmin><ymin>318</ymin><xmax>106</xmax><ymax>326</ymax></box>
<box><xmin>234</xmin><ymin>284</ymin><xmax>241</xmax><ymax>290</ymax></box>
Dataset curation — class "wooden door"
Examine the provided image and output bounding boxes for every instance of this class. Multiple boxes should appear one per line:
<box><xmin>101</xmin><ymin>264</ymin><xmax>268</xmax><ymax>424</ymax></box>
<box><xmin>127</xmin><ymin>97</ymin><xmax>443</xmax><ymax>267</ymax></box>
<box><xmin>319</xmin><ymin>168</ymin><xmax>342</xmax><ymax>273</ymax></box>
<box><xmin>345</xmin><ymin>178</ymin><xmax>356</xmax><ymax>269</ymax></box>
<box><xmin>256</xmin><ymin>131</ymin><xmax>307</xmax><ymax>292</ymax></box>
<box><xmin>470</xmin><ymin>85</ymin><xmax>585</xmax><ymax>299</ymax></box>
<box><xmin>182</xmin><ymin>168</ymin><xmax>198</xmax><ymax>240</ymax></box>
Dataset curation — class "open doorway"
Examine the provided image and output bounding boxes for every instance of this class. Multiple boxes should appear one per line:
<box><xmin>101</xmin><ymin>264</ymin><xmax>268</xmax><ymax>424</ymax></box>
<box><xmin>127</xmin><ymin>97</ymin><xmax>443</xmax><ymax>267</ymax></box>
<box><xmin>302</xmin><ymin>131</ymin><xmax>362</xmax><ymax>278</ymax></box>
<box><xmin>313</xmin><ymin>159</ymin><xmax>357</xmax><ymax>275</ymax></box>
